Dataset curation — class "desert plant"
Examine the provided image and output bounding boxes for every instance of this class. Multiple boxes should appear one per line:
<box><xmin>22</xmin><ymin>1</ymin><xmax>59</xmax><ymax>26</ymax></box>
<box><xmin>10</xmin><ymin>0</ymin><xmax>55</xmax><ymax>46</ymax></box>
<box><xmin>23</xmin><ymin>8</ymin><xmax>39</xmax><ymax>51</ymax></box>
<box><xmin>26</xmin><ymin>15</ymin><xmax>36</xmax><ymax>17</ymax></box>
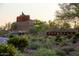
<box><xmin>43</xmin><ymin>36</ymin><xmax>56</xmax><ymax>48</ymax></box>
<box><xmin>33</xmin><ymin>48</ymin><xmax>57</xmax><ymax>56</ymax></box>
<box><xmin>15</xmin><ymin>50</ymin><xmax>26</xmax><ymax>56</ymax></box>
<box><xmin>28</xmin><ymin>39</ymin><xmax>43</xmax><ymax>50</ymax></box>
<box><xmin>71</xmin><ymin>33</ymin><xmax>79</xmax><ymax>43</ymax></box>
<box><xmin>61</xmin><ymin>47</ymin><xmax>75</xmax><ymax>55</ymax></box>
<box><xmin>0</xmin><ymin>44</ymin><xmax>16</xmax><ymax>56</ymax></box>
<box><xmin>74</xmin><ymin>32</ymin><xmax>79</xmax><ymax>38</ymax></box>
<box><xmin>55</xmin><ymin>49</ymin><xmax>66</xmax><ymax>56</ymax></box>
<box><xmin>7</xmin><ymin>35</ymin><xmax>20</xmax><ymax>47</ymax></box>
<box><xmin>7</xmin><ymin>35</ymin><xmax>28</xmax><ymax>51</ymax></box>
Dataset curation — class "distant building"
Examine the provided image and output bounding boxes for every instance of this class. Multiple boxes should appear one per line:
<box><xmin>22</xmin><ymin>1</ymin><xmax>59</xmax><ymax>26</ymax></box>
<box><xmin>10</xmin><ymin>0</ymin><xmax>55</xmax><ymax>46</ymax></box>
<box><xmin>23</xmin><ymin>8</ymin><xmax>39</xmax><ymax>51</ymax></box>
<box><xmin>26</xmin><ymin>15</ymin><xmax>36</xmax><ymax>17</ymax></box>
<box><xmin>17</xmin><ymin>12</ymin><xmax>30</xmax><ymax>22</ymax></box>
<box><xmin>46</xmin><ymin>28</ymin><xmax>78</xmax><ymax>36</ymax></box>
<box><xmin>12</xmin><ymin>12</ymin><xmax>34</xmax><ymax>34</ymax></box>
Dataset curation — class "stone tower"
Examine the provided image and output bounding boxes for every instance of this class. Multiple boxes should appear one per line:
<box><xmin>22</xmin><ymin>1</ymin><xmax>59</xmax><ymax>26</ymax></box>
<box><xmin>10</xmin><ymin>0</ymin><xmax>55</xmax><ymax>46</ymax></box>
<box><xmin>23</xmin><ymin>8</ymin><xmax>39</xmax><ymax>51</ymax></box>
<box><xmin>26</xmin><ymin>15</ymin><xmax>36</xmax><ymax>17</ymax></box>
<box><xmin>17</xmin><ymin>12</ymin><xmax>30</xmax><ymax>22</ymax></box>
<box><xmin>13</xmin><ymin>12</ymin><xmax>34</xmax><ymax>33</ymax></box>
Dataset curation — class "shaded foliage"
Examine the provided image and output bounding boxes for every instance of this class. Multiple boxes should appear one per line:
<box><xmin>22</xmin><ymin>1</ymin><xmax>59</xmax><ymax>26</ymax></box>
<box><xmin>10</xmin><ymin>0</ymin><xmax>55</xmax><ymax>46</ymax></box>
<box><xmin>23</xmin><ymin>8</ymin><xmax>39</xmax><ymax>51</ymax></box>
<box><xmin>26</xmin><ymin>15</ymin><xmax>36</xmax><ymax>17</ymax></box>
<box><xmin>0</xmin><ymin>44</ymin><xmax>16</xmax><ymax>56</ymax></box>
<box><xmin>7</xmin><ymin>35</ymin><xmax>28</xmax><ymax>51</ymax></box>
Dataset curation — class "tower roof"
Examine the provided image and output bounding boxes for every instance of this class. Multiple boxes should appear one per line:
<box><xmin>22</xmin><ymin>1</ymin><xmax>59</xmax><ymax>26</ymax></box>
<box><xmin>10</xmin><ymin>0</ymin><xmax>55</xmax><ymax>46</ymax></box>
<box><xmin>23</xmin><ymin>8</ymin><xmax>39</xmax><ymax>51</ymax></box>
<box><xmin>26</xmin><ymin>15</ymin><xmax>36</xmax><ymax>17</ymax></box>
<box><xmin>17</xmin><ymin>12</ymin><xmax>30</xmax><ymax>22</ymax></box>
<box><xmin>22</xmin><ymin>12</ymin><xmax>25</xmax><ymax>15</ymax></box>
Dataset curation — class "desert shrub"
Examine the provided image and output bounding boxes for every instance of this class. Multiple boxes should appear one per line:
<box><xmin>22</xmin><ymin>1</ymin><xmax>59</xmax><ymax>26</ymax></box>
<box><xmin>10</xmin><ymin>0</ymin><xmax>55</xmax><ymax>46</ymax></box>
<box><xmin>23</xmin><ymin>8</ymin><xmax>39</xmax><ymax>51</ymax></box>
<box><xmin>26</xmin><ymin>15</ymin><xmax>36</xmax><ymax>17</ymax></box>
<box><xmin>66</xmin><ymin>35</ymin><xmax>73</xmax><ymax>39</ymax></box>
<box><xmin>15</xmin><ymin>50</ymin><xmax>26</xmax><ymax>56</ymax></box>
<box><xmin>43</xmin><ymin>36</ymin><xmax>56</xmax><ymax>48</ymax></box>
<box><xmin>27</xmin><ymin>36</ymin><xmax>55</xmax><ymax>49</ymax></box>
<box><xmin>55</xmin><ymin>36</ymin><xmax>62</xmax><ymax>45</ymax></box>
<box><xmin>27</xmin><ymin>35</ymin><xmax>58</xmax><ymax>49</ymax></box>
<box><xmin>55</xmin><ymin>36</ymin><xmax>71</xmax><ymax>46</ymax></box>
<box><xmin>18</xmin><ymin>37</ymin><xmax>28</xmax><ymax>51</ymax></box>
<box><xmin>33</xmin><ymin>48</ymin><xmax>57</xmax><ymax>56</ymax></box>
<box><xmin>28</xmin><ymin>39</ymin><xmax>43</xmax><ymax>50</ymax></box>
<box><xmin>71</xmin><ymin>38</ymin><xmax>77</xmax><ymax>44</ymax></box>
<box><xmin>55</xmin><ymin>49</ymin><xmax>66</xmax><ymax>56</ymax></box>
<box><xmin>55</xmin><ymin>36</ymin><xmax>63</xmax><ymax>43</ymax></box>
<box><xmin>7</xmin><ymin>35</ymin><xmax>28</xmax><ymax>51</ymax></box>
<box><xmin>75</xmin><ymin>32</ymin><xmax>79</xmax><ymax>38</ymax></box>
<box><xmin>60</xmin><ymin>39</ymin><xmax>72</xmax><ymax>47</ymax></box>
<box><xmin>61</xmin><ymin>47</ymin><xmax>75</xmax><ymax>55</ymax></box>
<box><xmin>71</xmin><ymin>32</ymin><xmax>79</xmax><ymax>43</ymax></box>
<box><xmin>33</xmin><ymin>47</ymin><xmax>66</xmax><ymax>56</ymax></box>
<box><xmin>7</xmin><ymin>35</ymin><xmax>20</xmax><ymax>47</ymax></box>
<box><xmin>29</xmin><ymin>28</ymin><xmax>38</xmax><ymax>35</ymax></box>
<box><xmin>0</xmin><ymin>44</ymin><xmax>16</xmax><ymax>56</ymax></box>
<box><xmin>8</xmin><ymin>34</ymin><xmax>15</xmax><ymax>38</ymax></box>
<box><xmin>70</xmin><ymin>47</ymin><xmax>79</xmax><ymax>56</ymax></box>
<box><xmin>27</xmin><ymin>35</ymin><xmax>45</xmax><ymax>49</ymax></box>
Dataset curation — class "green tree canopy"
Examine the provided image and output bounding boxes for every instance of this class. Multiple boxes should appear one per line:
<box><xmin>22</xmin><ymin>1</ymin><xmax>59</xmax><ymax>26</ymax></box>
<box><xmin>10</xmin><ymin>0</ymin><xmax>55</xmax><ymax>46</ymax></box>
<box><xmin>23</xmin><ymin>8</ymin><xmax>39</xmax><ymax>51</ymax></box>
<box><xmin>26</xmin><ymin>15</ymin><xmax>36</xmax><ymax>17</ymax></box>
<box><xmin>55</xmin><ymin>3</ymin><xmax>79</xmax><ymax>28</ymax></box>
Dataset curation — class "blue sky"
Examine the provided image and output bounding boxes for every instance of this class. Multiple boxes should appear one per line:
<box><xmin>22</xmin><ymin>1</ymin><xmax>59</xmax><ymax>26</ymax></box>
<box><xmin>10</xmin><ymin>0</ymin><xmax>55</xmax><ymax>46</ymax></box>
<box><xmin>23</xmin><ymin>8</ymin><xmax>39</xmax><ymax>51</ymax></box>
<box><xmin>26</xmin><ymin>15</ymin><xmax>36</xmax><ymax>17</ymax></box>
<box><xmin>0</xmin><ymin>3</ymin><xmax>59</xmax><ymax>26</ymax></box>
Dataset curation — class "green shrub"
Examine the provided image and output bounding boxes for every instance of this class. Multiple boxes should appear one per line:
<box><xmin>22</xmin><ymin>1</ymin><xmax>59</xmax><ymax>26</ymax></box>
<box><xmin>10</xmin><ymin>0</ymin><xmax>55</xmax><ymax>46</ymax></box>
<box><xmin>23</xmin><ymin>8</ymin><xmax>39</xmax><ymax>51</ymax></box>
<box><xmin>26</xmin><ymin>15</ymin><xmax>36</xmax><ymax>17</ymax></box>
<box><xmin>55</xmin><ymin>49</ymin><xmax>66</xmax><ymax>56</ymax></box>
<box><xmin>27</xmin><ymin>35</ymin><xmax>45</xmax><ymax>49</ymax></box>
<box><xmin>43</xmin><ymin>37</ymin><xmax>56</xmax><ymax>48</ymax></box>
<box><xmin>75</xmin><ymin>32</ymin><xmax>79</xmax><ymax>38</ymax></box>
<box><xmin>54</xmin><ymin>36</ymin><xmax>71</xmax><ymax>46</ymax></box>
<box><xmin>7</xmin><ymin>35</ymin><xmax>19</xmax><ymax>47</ymax></box>
<box><xmin>18</xmin><ymin>37</ymin><xmax>28</xmax><ymax>50</ymax></box>
<box><xmin>15</xmin><ymin>50</ymin><xmax>26</xmax><ymax>56</ymax></box>
<box><xmin>34</xmin><ymin>48</ymin><xmax>67</xmax><ymax>56</ymax></box>
<box><xmin>8</xmin><ymin>34</ymin><xmax>16</xmax><ymax>38</ymax></box>
<box><xmin>55</xmin><ymin>36</ymin><xmax>62</xmax><ymax>43</ymax></box>
<box><xmin>7</xmin><ymin>35</ymin><xmax>28</xmax><ymax>51</ymax></box>
<box><xmin>27</xmin><ymin>36</ymin><xmax>57</xmax><ymax>49</ymax></box>
<box><xmin>71</xmin><ymin>32</ymin><xmax>79</xmax><ymax>43</ymax></box>
<box><xmin>0</xmin><ymin>44</ymin><xmax>16</xmax><ymax>56</ymax></box>
<box><xmin>29</xmin><ymin>28</ymin><xmax>38</xmax><ymax>35</ymax></box>
<box><xmin>33</xmin><ymin>48</ymin><xmax>57</xmax><ymax>56</ymax></box>
<box><xmin>62</xmin><ymin>47</ymin><xmax>75</xmax><ymax>55</ymax></box>
<box><xmin>28</xmin><ymin>40</ymin><xmax>42</xmax><ymax>50</ymax></box>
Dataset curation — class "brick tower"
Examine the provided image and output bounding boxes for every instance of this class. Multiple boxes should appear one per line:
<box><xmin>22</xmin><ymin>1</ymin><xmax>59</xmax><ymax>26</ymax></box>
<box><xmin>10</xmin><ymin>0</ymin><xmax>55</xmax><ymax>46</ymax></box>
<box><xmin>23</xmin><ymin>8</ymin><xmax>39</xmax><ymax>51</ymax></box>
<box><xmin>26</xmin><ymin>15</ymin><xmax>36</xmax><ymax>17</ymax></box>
<box><xmin>17</xmin><ymin>12</ymin><xmax>30</xmax><ymax>22</ymax></box>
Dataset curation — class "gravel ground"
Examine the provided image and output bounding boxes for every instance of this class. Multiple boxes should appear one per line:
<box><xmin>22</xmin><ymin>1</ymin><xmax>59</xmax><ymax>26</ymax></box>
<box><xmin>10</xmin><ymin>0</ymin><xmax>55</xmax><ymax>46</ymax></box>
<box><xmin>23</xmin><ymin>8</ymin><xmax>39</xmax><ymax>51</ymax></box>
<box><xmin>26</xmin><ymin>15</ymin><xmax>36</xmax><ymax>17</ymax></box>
<box><xmin>0</xmin><ymin>37</ymin><xmax>8</xmax><ymax>44</ymax></box>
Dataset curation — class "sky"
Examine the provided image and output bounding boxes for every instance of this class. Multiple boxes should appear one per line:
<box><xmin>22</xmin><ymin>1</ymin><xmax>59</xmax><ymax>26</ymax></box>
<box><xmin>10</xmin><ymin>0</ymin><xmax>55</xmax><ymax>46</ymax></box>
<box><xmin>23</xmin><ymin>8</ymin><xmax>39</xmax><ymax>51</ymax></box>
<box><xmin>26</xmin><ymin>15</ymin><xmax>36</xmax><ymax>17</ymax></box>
<box><xmin>0</xmin><ymin>3</ymin><xmax>59</xmax><ymax>26</ymax></box>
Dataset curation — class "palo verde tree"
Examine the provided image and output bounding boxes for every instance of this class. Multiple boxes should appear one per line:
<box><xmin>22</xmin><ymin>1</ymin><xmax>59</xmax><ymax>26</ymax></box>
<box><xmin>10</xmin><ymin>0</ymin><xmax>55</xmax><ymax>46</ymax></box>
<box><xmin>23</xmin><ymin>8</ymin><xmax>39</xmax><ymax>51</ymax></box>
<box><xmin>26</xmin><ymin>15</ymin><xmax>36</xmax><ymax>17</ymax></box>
<box><xmin>55</xmin><ymin>3</ymin><xmax>79</xmax><ymax>29</ymax></box>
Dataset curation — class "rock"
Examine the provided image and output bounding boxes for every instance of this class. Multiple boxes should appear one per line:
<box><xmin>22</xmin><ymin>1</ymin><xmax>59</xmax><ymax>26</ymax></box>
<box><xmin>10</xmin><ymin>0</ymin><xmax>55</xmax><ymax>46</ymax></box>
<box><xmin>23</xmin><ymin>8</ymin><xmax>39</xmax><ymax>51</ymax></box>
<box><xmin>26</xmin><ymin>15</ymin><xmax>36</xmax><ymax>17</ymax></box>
<box><xmin>0</xmin><ymin>37</ymin><xmax>8</xmax><ymax>44</ymax></box>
